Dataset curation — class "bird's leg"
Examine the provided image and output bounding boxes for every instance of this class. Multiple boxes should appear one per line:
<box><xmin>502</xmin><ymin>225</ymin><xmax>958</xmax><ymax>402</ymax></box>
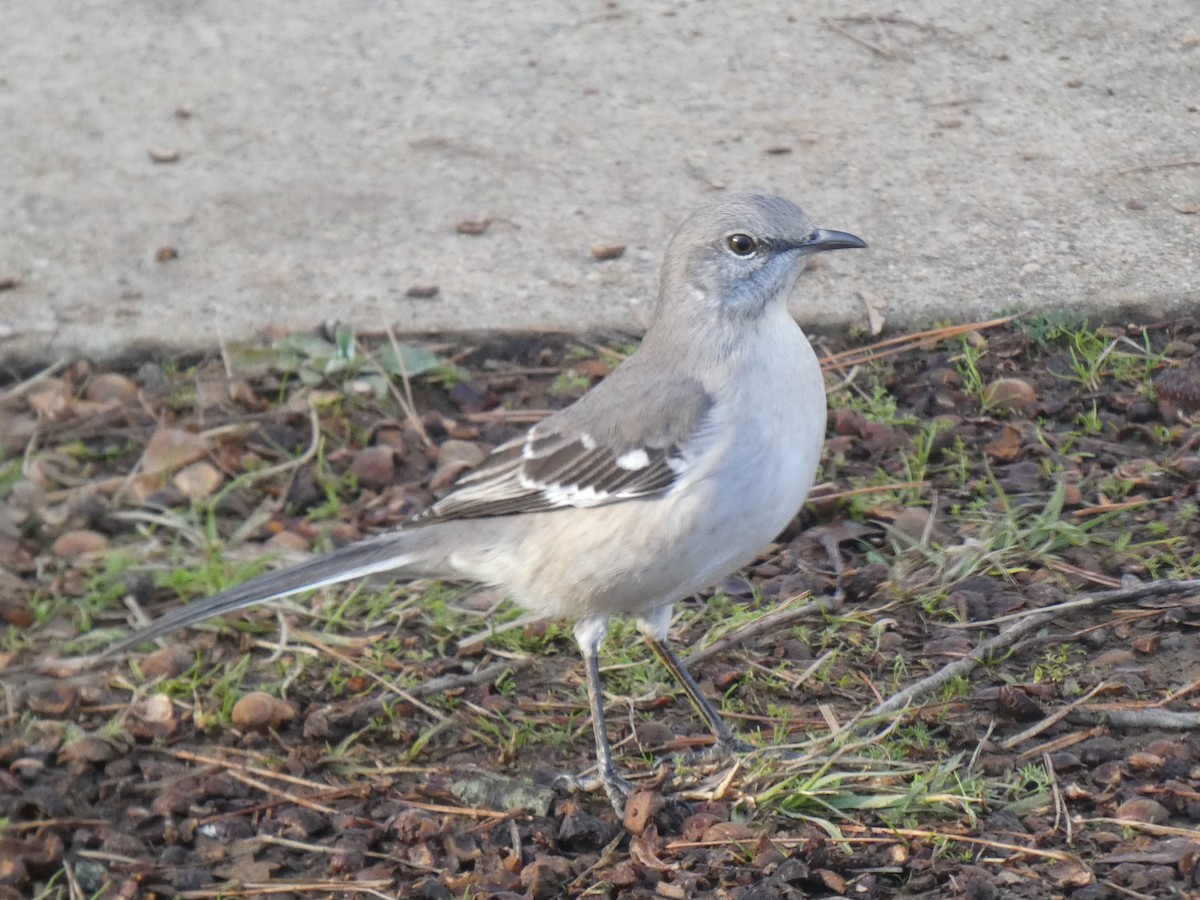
<box><xmin>564</xmin><ymin>616</ymin><xmax>633</xmax><ymax>814</ymax></box>
<box><xmin>638</xmin><ymin>606</ymin><xmax>750</xmax><ymax>757</ymax></box>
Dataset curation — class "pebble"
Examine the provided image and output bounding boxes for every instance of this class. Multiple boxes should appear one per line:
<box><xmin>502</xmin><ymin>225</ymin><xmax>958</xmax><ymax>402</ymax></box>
<box><xmin>1127</xmin><ymin>751</ymin><xmax>1165</xmax><ymax>771</ymax></box>
<box><xmin>85</xmin><ymin>372</ymin><xmax>138</xmax><ymax>404</ymax></box>
<box><xmin>50</xmin><ymin>529</ymin><xmax>110</xmax><ymax>560</ymax></box>
<box><xmin>519</xmin><ymin>856</ymin><xmax>573</xmax><ymax>900</ymax></box>
<box><xmin>349</xmin><ymin>445</ymin><xmax>396</xmax><ymax>489</ymax></box>
<box><xmin>591</xmin><ymin>242</ymin><xmax>626</xmax><ymax>261</ymax></box>
<box><xmin>1116</xmin><ymin>797</ymin><xmax>1170</xmax><ymax>824</ymax></box>
<box><xmin>231</xmin><ymin>691</ymin><xmax>295</xmax><ymax>732</ymax></box>
<box><xmin>172</xmin><ymin>461</ymin><xmax>224</xmax><ymax>501</ymax></box>
<box><xmin>140</xmin><ymin>646</ymin><xmax>194</xmax><ymax>679</ymax></box>
<box><xmin>984</xmin><ymin>377</ymin><xmax>1037</xmax><ymax>412</ymax></box>
<box><xmin>263</xmin><ymin>530</ymin><xmax>311</xmax><ymax>552</ymax></box>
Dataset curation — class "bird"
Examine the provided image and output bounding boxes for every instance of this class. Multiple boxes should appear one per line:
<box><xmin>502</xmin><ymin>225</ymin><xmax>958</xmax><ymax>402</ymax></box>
<box><xmin>103</xmin><ymin>193</ymin><xmax>867</xmax><ymax>813</ymax></box>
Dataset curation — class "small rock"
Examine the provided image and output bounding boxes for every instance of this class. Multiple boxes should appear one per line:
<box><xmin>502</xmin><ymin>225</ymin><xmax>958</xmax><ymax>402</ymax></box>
<box><xmin>844</xmin><ymin>562</ymin><xmax>889</xmax><ymax>602</ymax></box>
<box><xmin>1155</xmin><ymin>365</ymin><xmax>1200</xmax><ymax>418</ymax></box>
<box><xmin>816</xmin><ymin>869</ymin><xmax>847</xmax><ymax>893</ymax></box>
<box><xmin>922</xmin><ymin>633</ymin><xmax>973</xmax><ymax>657</ymax></box>
<box><xmin>1092</xmin><ymin>648</ymin><xmax>1138</xmax><ymax>668</ymax></box>
<box><xmin>148</xmin><ymin>148</ymin><xmax>180</xmax><ymax>163</ymax></box>
<box><xmin>349</xmin><ymin>446</ymin><xmax>395</xmax><ymax>490</ymax></box>
<box><xmin>455</xmin><ymin>217</ymin><xmax>492</xmax><ymax>235</ymax></box>
<box><xmin>977</xmin><ymin>754</ymin><xmax>1014</xmax><ymax>776</ymax></box>
<box><xmin>575</xmin><ymin>358</ymin><xmax>613</xmax><ymax>379</ymax></box>
<box><xmin>680</xmin><ymin>812</ymin><xmax>722</xmax><ymax>842</ymax></box>
<box><xmin>448</xmin><ymin>382</ymin><xmax>491</xmax><ymax>413</ymax></box>
<box><xmin>1116</xmin><ymin>798</ymin><xmax>1170</xmax><ymax>824</ymax></box>
<box><xmin>127</xmin><ymin>693</ymin><xmax>179</xmax><ymax>740</ymax></box>
<box><xmin>58</xmin><ymin>734</ymin><xmax>122</xmax><ymax>765</ymax></box>
<box><xmin>231</xmin><ymin>692</ymin><xmax>295</xmax><ymax>732</ymax></box>
<box><xmin>263</xmin><ymin>530</ymin><xmax>311</xmax><ymax>553</ymax></box>
<box><xmin>405</xmin><ymin>284</ymin><xmax>440</xmax><ymax>299</ymax></box>
<box><xmin>173</xmin><ymin>461</ymin><xmax>224</xmax><ymax>501</ymax></box>
<box><xmin>984</xmin><ymin>377</ymin><xmax>1037</xmax><ymax>413</ymax></box>
<box><xmin>1090</xmin><ymin>760</ymin><xmax>1124</xmax><ymax>787</ymax></box>
<box><xmin>274</xmin><ymin>806</ymin><xmax>327</xmax><ymax>839</ymax></box>
<box><xmin>519</xmin><ymin>856</ymin><xmax>573</xmax><ymax>899</ymax></box>
<box><xmin>374</xmin><ymin>427</ymin><xmax>407</xmax><ymax>452</ymax></box>
<box><xmin>1127</xmin><ymin>752</ymin><xmax>1165</xmax><ymax>771</ymax></box>
<box><xmin>1049</xmin><ymin>751</ymin><xmax>1083</xmax><ymax>771</ymax></box>
<box><xmin>0</xmin><ymin>856</ymin><xmax>28</xmax><ymax>889</ymax></box>
<box><xmin>890</xmin><ymin>506</ymin><xmax>940</xmax><ymax>542</ymax></box>
<box><xmin>151</xmin><ymin>788</ymin><xmax>192</xmax><ymax>819</ymax></box>
<box><xmin>1080</xmin><ymin>739</ymin><xmax>1123</xmax><ymax>768</ymax></box>
<box><xmin>998</xmin><ymin>685</ymin><xmax>1045</xmax><ymax>722</ymax></box>
<box><xmin>591</xmin><ymin>242</ymin><xmax>626</xmax><ymax>261</ymax></box>
<box><xmin>136</xmin><ymin>362</ymin><xmax>169</xmax><ymax>395</ymax></box>
<box><xmin>85</xmin><ymin>373</ymin><xmax>138</xmax><ymax>404</ymax></box>
<box><xmin>50</xmin><ymin>529</ymin><xmax>110</xmax><ymax>560</ymax></box>
<box><xmin>634</xmin><ymin>721</ymin><xmax>675</xmax><ymax>749</ymax></box>
<box><xmin>1131</xmin><ymin>634</ymin><xmax>1160</xmax><ymax>654</ymax></box>
<box><xmin>558</xmin><ymin>807</ymin><xmax>619</xmax><ymax>851</ymax></box>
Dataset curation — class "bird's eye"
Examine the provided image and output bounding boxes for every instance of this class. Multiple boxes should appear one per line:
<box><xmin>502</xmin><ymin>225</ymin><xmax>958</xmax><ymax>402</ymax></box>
<box><xmin>725</xmin><ymin>233</ymin><xmax>757</xmax><ymax>257</ymax></box>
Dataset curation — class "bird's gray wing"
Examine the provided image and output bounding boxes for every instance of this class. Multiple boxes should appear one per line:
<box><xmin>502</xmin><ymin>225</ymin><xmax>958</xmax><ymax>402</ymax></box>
<box><xmin>419</xmin><ymin>373</ymin><xmax>714</xmax><ymax>522</ymax></box>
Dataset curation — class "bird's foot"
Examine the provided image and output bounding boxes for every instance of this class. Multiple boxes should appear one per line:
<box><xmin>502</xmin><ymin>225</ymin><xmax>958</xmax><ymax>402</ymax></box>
<box><xmin>555</xmin><ymin>767</ymin><xmax>635</xmax><ymax>816</ymax></box>
<box><xmin>676</xmin><ymin>733</ymin><xmax>752</xmax><ymax>767</ymax></box>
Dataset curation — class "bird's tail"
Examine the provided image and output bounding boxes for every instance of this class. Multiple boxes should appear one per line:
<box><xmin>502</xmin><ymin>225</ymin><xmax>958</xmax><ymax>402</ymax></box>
<box><xmin>102</xmin><ymin>529</ymin><xmax>433</xmax><ymax>657</ymax></box>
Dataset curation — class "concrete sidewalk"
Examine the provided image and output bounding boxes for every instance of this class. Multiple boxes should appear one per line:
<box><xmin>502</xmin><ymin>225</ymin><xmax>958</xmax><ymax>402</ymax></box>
<box><xmin>2</xmin><ymin>1</ymin><xmax>1197</xmax><ymax>364</ymax></box>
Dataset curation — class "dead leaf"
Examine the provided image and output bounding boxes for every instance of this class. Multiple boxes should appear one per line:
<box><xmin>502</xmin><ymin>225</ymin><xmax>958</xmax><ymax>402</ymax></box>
<box><xmin>859</xmin><ymin>289</ymin><xmax>886</xmax><ymax>335</ymax></box>
<box><xmin>1046</xmin><ymin>858</ymin><xmax>1095</xmax><ymax>888</ymax></box>
<box><xmin>140</xmin><ymin>427</ymin><xmax>212</xmax><ymax>477</ymax></box>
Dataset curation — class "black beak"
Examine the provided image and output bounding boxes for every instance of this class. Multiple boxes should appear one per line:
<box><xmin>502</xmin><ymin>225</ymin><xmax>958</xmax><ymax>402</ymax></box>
<box><xmin>792</xmin><ymin>228</ymin><xmax>868</xmax><ymax>253</ymax></box>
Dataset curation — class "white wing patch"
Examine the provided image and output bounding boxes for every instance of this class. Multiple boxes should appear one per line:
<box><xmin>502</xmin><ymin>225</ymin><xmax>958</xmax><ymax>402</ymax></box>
<box><xmin>616</xmin><ymin>448</ymin><xmax>650</xmax><ymax>470</ymax></box>
<box><xmin>526</xmin><ymin>480</ymin><xmax>612</xmax><ymax>508</ymax></box>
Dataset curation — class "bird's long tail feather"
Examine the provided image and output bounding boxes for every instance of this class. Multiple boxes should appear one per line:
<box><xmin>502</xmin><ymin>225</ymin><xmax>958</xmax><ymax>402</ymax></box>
<box><xmin>103</xmin><ymin>530</ymin><xmax>428</xmax><ymax>656</ymax></box>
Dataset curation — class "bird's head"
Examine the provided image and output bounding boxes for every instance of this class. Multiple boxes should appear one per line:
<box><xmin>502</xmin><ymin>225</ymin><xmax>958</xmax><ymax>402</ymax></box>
<box><xmin>657</xmin><ymin>192</ymin><xmax>867</xmax><ymax>323</ymax></box>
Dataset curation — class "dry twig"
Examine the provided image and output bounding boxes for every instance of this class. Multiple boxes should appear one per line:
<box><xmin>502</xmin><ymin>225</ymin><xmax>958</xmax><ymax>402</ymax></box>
<box><xmin>870</xmin><ymin>578</ymin><xmax>1200</xmax><ymax>718</ymax></box>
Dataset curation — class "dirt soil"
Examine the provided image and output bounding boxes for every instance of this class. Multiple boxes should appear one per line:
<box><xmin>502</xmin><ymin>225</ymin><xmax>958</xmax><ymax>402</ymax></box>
<box><xmin>1</xmin><ymin>316</ymin><xmax>1199</xmax><ymax>899</ymax></box>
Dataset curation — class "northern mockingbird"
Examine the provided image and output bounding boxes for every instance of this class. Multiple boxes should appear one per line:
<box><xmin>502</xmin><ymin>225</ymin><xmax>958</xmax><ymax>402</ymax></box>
<box><xmin>105</xmin><ymin>193</ymin><xmax>866</xmax><ymax>813</ymax></box>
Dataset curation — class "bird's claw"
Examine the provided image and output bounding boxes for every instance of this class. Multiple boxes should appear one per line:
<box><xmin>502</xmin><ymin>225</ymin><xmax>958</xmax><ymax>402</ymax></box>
<box><xmin>554</xmin><ymin>768</ymin><xmax>636</xmax><ymax>816</ymax></box>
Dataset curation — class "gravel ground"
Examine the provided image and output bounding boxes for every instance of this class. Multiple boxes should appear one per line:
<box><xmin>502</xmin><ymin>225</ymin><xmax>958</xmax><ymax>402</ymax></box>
<box><xmin>2</xmin><ymin>314</ymin><xmax>1200</xmax><ymax>898</ymax></box>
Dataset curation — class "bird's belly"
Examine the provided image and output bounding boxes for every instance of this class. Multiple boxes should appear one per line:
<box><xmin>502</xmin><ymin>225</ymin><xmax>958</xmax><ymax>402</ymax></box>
<box><xmin>488</xmin><ymin>355</ymin><xmax>824</xmax><ymax>619</ymax></box>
